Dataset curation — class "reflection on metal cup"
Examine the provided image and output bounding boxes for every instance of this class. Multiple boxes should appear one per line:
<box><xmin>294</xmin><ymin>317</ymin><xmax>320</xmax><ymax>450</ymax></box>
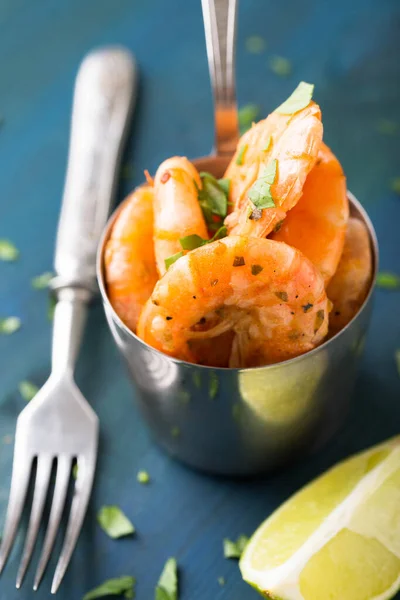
<box><xmin>97</xmin><ymin>192</ymin><xmax>378</xmax><ymax>476</ymax></box>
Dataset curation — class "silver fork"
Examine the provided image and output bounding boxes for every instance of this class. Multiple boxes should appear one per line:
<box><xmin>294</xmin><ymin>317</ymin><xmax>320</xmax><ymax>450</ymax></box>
<box><xmin>0</xmin><ymin>47</ymin><xmax>136</xmax><ymax>593</ymax></box>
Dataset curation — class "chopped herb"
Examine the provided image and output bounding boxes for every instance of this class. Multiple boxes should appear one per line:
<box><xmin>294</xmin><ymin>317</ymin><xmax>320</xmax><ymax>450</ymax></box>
<box><xmin>233</xmin><ymin>256</ymin><xmax>245</xmax><ymax>267</ymax></box>
<box><xmin>390</xmin><ymin>178</ymin><xmax>400</xmax><ymax>195</ymax></box>
<box><xmin>377</xmin><ymin>119</ymin><xmax>398</xmax><ymax>135</ymax></box>
<box><xmin>137</xmin><ymin>470</ymin><xmax>150</xmax><ymax>484</ymax></box>
<box><xmin>0</xmin><ymin>316</ymin><xmax>21</xmax><ymax>335</ymax></box>
<box><xmin>171</xmin><ymin>426</ymin><xmax>180</xmax><ymax>438</ymax></box>
<box><xmin>314</xmin><ymin>309</ymin><xmax>325</xmax><ymax>333</ymax></box>
<box><xmin>48</xmin><ymin>296</ymin><xmax>56</xmax><ymax>321</ymax></box>
<box><xmin>193</xmin><ymin>372</ymin><xmax>201</xmax><ymax>388</ymax></box>
<box><xmin>269</xmin><ymin>55</ymin><xmax>292</xmax><ymax>77</ymax></box>
<box><xmin>155</xmin><ymin>557</ymin><xmax>178</xmax><ymax>600</ymax></box>
<box><xmin>121</xmin><ymin>164</ymin><xmax>135</xmax><ymax>180</ymax></box>
<box><xmin>97</xmin><ymin>506</ymin><xmax>135</xmax><ymax>539</ymax></box>
<box><xmin>236</xmin><ymin>144</ymin><xmax>248</xmax><ymax>166</ymax></box>
<box><xmin>198</xmin><ymin>172</ymin><xmax>229</xmax><ymax>222</ymax></box>
<box><xmin>72</xmin><ymin>463</ymin><xmax>78</xmax><ymax>479</ymax></box>
<box><xmin>262</xmin><ymin>136</ymin><xmax>272</xmax><ymax>152</ymax></box>
<box><xmin>180</xmin><ymin>226</ymin><xmax>227</xmax><ymax>252</ymax></box>
<box><xmin>376</xmin><ymin>271</ymin><xmax>400</xmax><ymax>290</ymax></box>
<box><xmin>395</xmin><ymin>350</ymin><xmax>400</xmax><ymax>377</ymax></box>
<box><xmin>83</xmin><ymin>576</ymin><xmax>136</xmax><ymax>600</ymax></box>
<box><xmin>31</xmin><ymin>271</ymin><xmax>53</xmax><ymax>289</ymax></box>
<box><xmin>275</xmin><ymin>291</ymin><xmax>288</xmax><ymax>302</ymax></box>
<box><xmin>209</xmin><ymin>372</ymin><xmax>219</xmax><ymax>399</ymax></box>
<box><xmin>248</xmin><ymin>159</ymin><xmax>277</xmax><ymax>209</ymax></box>
<box><xmin>238</xmin><ymin>105</ymin><xmax>260</xmax><ymax>133</ymax></box>
<box><xmin>0</xmin><ymin>239</ymin><xmax>19</xmax><ymax>261</ymax></box>
<box><xmin>249</xmin><ymin>207</ymin><xmax>263</xmax><ymax>220</ymax></box>
<box><xmin>251</xmin><ymin>264</ymin><xmax>263</xmax><ymax>275</ymax></box>
<box><xmin>218</xmin><ymin>576</ymin><xmax>226</xmax><ymax>586</ymax></box>
<box><xmin>302</xmin><ymin>303</ymin><xmax>313</xmax><ymax>313</ymax></box>
<box><xmin>19</xmin><ymin>381</ymin><xmax>38</xmax><ymax>402</ymax></box>
<box><xmin>211</xmin><ymin>279</ymin><xmax>219</xmax><ymax>287</ymax></box>
<box><xmin>165</xmin><ymin>252</ymin><xmax>184</xmax><ymax>271</ymax></box>
<box><xmin>273</xmin><ymin>219</ymin><xmax>284</xmax><ymax>233</ymax></box>
<box><xmin>276</xmin><ymin>81</ymin><xmax>314</xmax><ymax>115</ymax></box>
<box><xmin>223</xmin><ymin>535</ymin><xmax>249</xmax><ymax>559</ymax></box>
<box><xmin>245</xmin><ymin>35</ymin><xmax>266</xmax><ymax>54</ymax></box>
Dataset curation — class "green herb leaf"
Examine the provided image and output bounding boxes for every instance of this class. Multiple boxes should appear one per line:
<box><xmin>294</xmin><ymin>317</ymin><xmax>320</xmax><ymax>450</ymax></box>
<box><xmin>223</xmin><ymin>535</ymin><xmax>249</xmax><ymax>559</ymax></box>
<box><xmin>395</xmin><ymin>350</ymin><xmax>400</xmax><ymax>377</ymax></box>
<box><xmin>377</xmin><ymin>119</ymin><xmax>398</xmax><ymax>135</ymax></box>
<box><xmin>83</xmin><ymin>576</ymin><xmax>136</xmax><ymax>600</ymax></box>
<box><xmin>31</xmin><ymin>271</ymin><xmax>53</xmax><ymax>289</ymax></box>
<box><xmin>19</xmin><ymin>381</ymin><xmax>38</xmax><ymax>402</ymax></box>
<box><xmin>97</xmin><ymin>506</ymin><xmax>135</xmax><ymax>539</ymax></box>
<box><xmin>165</xmin><ymin>252</ymin><xmax>184</xmax><ymax>271</ymax></box>
<box><xmin>218</xmin><ymin>577</ymin><xmax>225</xmax><ymax>586</ymax></box>
<box><xmin>269</xmin><ymin>55</ymin><xmax>292</xmax><ymax>77</ymax></box>
<box><xmin>0</xmin><ymin>239</ymin><xmax>19</xmax><ymax>261</ymax></box>
<box><xmin>137</xmin><ymin>470</ymin><xmax>150</xmax><ymax>484</ymax></box>
<box><xmin>275</xmin><ymin>81</ymin><xmax>314</xmax><ymax>115</ymax></box>
<box><xmin>0</xmin><ymin>316</ymin><xmax>21</xmax><ymax>335</ymax></box>
<box><xmin>155</xmin><ymin>557</ymin><xmax>178</xmax><ymax>600</ymax></box>
<box><xmin>390</xmin><ymin>178</ymin><xmax>400</xmax><ymax>195</ymax></box>
<box><xmin>209</xmin><ymin>372</ymin><xmax>219</xmax><ymax>400</ymax></box>
<box><xmin>376</xmin><ymin>271</ymin><xmax>400</xmax><ymax>290</ymax></box>
<box><xmin>236</xmin><ymin>144</ymin><xmax>248</xmax><ymax>166</ymax></box>
<box><xmin>248</xmin><ymin>160</ymin><xmax>277</xmax><ymax>209</ymax></box>
<box><xmin>238</xmin><ymin>104</ymin><xmax>260</xmax><ymax>133</ymax></box>
<box><xmin>218</xmin><ymin>178</ymin><xmax>230</xmax><ymax>196</ymax></box>
<box><xmin>198</xmin><ymin>172</ymin><xmax>229</xmax><ymax>219</ymax></box>
<box><xmin>245</xmin><ymin>35</ymin><xmax>266</xmax><ymax>54</ymax></box>
<box><xmin>179</xmin><ymin>235</ymin><xmax>205</xmax><ymax>251</ymax></box>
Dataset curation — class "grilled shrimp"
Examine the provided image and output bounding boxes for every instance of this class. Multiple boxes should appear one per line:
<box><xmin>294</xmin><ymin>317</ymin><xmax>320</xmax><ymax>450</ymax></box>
<box><xmin>137</xmin><ymin>236</ymin><xmax>329</xmax><ymax>368</ymax></box>
<box><xmin>271</xmin><ymin>143</ymin><xmax>349</xmax><ymax>284</ymax></box>
<box><xmin>224</xmin><ymin>101</ymin><xmax>323</xmax><ymax>238</ymax></box>
<box><xmin>153</xmin><ymin>156</ymin><xmax>208</xmax><ymax>275</ymax></box>
<box><xmin>104</xmin><ymin>186</ymin><xmax>158</xmax><ymax>332</ymax></box>
<box><xmin>327</xmin><ymin>217</ymin><xmax>372</xmax><ymax>333</ymax></box>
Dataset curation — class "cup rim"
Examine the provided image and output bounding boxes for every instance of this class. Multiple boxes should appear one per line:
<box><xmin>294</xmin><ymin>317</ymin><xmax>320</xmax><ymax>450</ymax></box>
<box><xmin>96</xmin><ymin>188</ymin><xmax>379</xmax><ymax>372</ymax></box>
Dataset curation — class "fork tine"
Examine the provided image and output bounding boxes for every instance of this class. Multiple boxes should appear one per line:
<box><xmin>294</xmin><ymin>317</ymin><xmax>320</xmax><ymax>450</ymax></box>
<box><xmin>0</xmin><ymin>453</ymin><xmax>33</xmax><ymax>573</ymax></box>
<box><xmin>33</xmin><ymin>456</ymin><xmax>72</xmax><ymax>591</ymax></box>
<box><xmin>51</xmin><ymin>456</ymin><xmax>96</xmax><ymax>594</ymax></box>
<box><xmin>15</xmin><ymin>455</ymin><xmax>54</xmax><ymax>588</ymax></box>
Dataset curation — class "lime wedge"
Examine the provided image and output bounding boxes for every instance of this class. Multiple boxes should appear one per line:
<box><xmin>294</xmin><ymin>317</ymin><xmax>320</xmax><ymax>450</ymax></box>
<box><xmin>240</xmin><ymin>437</ymin><xmax>400</xmax><ymax>600</ymax></box>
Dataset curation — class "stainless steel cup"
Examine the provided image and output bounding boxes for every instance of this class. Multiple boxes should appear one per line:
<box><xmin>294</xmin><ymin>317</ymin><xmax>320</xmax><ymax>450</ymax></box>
<box><xmin>96</xmin><ymin>192</ymin><xmax>378</xmax><ymax>476</ymax></box>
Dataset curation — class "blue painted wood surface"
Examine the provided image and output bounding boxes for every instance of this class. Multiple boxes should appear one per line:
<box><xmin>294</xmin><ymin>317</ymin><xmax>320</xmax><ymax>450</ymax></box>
<box><xmin>1</xmin><ymin>0</ymin><xmax>400</xmax><ymax>598</ymax></box>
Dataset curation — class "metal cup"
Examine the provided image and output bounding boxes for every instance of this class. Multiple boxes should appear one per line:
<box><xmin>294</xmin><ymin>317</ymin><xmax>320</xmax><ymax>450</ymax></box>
<box><xmin>96</xmin><ymin>191</ymin><xmax>378</xmax><ymax>476</ymax></box>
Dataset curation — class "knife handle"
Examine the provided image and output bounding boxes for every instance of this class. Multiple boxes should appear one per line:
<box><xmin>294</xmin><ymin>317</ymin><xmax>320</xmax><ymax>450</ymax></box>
<box><xmin>53</xmin><ymin>47</ymin><xmax>137</xmax><ymax>295</ymax></box>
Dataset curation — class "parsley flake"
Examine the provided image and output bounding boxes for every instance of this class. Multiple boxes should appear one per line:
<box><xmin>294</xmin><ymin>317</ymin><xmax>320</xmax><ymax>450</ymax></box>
<box><xmin>376</xmin><ymin>272</ymin><xmax>400</xmax><ymax>290</ymax></box>
<box><xmin>0</xmin><ymin>239</ymin><xmax>19</xmax><ymax>261</ymax></box>
<box><xmin>83</xmin><ymin>576</ymin><xmax>136</xmax><ymax>600</ymax></box>
<box><xmin>245</xmin><ymin>35</ymin><xmax>266</xmax><ymax>54</ymax></box>
<box><xmin>223</xmin><ymin>535</ymin><xmax>249</xmax><ymax>559</ymax></box>
<box><xmin>275</xmin><ymin>291</ymin><xmax>288</xmax><ymax>302</ymax></box>
<box><xmin>248</xmin><ymin>159</ymin><xmax>277</xmax><ymax>209</ymax></box>
<box><xmin>97</xmin><ymin>506</ymin><xmax>135</xmax><ymax>539</ymax></box>
<box><xmin>179</xmin><ymin>226</ymin><xmax>227</xmax><ymax>252</ymax></box>
<box><xmin>198</xmin><ymin>172</ymin><xmax>229</xmax><ymax>223</ymax></box>
<box><xmin>236</xmin><ymin>144</ymin><xmax>248</xmax><ymax>166</ymax></box>
<box><xmin>165</xmin><ymin>252</ymin><xmax>184</xmax><ymax>271</ymax></box>
<box><xmin>238</xmin><ymin>104</ymin><xmax>260</xmax><ymax>133</ymax></box>
<box><xmin>0</xmin><ymin>316</ymin><xmax>21</xmax><ymax>335</ymax></box>
<box><xmin>31</xmin><ymin>271</ymin><xmax>53</xmax><ymax>289</ymax></box>
<box><xmin>233</xmin><ymin>256</ymin><xmax>245</xmax><ymax>267</ymax></box>
<box><xmin>269</xmin><ymin>55</ymin><xmax>292</xmax><ymax>77</ymax></box>
<box><xmin>155</xmin><ymin>557</ymin><xmax>178</xmax><ymax>600</ymax></box>
<box><xmin>251</xmin><ymin>264</ymin><xmax>263</xmax><ymax>275</ymax></box>
<box><xmin>137</xmin><ymin>470</ymin><xmax>150</xmax><ymax>484</ymax></box>
<box><xmin>19</xmin><ymin>381</ymin><xmax>38</xmax><ymax>402</ymax></box>
<box><xmin>276</xmin><ymin>81</ymin><xmax>314</xmax><ymax>115</ymax></box>
<box><xmin>302</xmin><ymin>302</ymin><xmax>313</xmax><ymax>313</ymax></box>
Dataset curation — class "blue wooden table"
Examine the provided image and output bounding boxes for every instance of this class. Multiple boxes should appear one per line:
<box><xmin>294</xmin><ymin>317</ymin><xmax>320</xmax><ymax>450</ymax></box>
<box><xmin>1</xmin><ymin>0</ymin><xmax>399</xmax><ymax>598</ymax></box>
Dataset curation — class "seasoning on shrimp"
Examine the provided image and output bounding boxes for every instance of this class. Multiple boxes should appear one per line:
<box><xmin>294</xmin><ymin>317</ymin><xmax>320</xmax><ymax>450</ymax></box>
<box><xmin>137</xmin><ymin>236</ymin><xmax>329</xmax><ymax>368</ymax></box>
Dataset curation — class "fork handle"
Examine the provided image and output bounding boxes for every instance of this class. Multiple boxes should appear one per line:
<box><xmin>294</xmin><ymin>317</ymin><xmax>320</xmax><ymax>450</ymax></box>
<box><xmin>53</xmin><ymin>47</ymin><xmax>136</xmax><ymax>294</ymax></box>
